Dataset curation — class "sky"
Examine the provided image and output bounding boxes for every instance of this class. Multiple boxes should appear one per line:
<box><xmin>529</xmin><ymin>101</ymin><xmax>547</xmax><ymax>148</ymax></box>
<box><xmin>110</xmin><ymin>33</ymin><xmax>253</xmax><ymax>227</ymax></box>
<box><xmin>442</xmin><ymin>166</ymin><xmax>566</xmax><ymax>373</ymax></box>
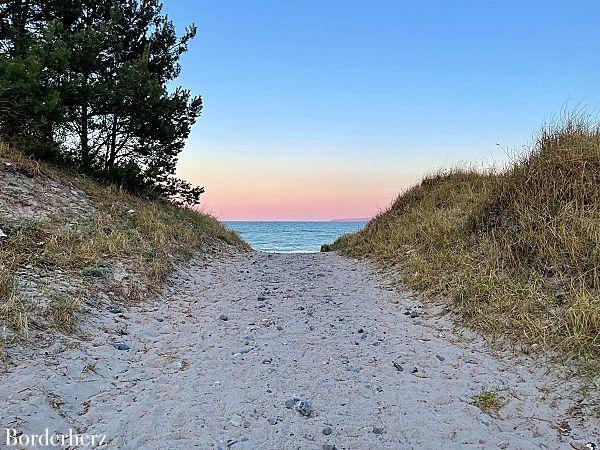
<box><xmin>164</xmin><ymin>0</ymin><xmax>600</xmax><ymax>221</ymax></box>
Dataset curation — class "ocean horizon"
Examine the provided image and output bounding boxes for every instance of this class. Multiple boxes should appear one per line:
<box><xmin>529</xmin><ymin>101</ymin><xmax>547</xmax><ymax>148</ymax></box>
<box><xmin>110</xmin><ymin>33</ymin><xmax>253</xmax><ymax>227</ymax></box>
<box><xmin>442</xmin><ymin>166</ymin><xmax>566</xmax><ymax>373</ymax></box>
<box><xmin>224</xmin><ymin>221</ymin><xmax>367</xmax><ymax>253</ymax></box>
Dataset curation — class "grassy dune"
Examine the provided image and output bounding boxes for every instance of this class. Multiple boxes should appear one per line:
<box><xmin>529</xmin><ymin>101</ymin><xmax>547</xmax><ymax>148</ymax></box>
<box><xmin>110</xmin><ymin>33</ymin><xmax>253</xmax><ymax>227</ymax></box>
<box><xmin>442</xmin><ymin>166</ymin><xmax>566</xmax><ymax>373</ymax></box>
<box><xmin>0</xmin><ymin>143</ymin><xmax>248</xmax><ymax>344</ymax></box>
<box><xmin>334</xmin><ymin>119</ymin><xmax>600</xmax><ymax>357</ymax></box>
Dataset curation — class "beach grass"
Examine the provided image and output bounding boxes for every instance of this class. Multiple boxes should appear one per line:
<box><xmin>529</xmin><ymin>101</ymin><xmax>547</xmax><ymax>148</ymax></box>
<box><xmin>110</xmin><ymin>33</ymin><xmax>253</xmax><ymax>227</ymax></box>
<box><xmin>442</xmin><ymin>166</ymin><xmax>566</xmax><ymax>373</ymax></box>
<box><xmin>333</xmin><ymin>116</ymin><xmax>600</xmax><ymax>357</ymax></box>
<box><xmin>0</xmin><ymin>142</ymin><xmax>248</xmax><ymax>340</ymax></box>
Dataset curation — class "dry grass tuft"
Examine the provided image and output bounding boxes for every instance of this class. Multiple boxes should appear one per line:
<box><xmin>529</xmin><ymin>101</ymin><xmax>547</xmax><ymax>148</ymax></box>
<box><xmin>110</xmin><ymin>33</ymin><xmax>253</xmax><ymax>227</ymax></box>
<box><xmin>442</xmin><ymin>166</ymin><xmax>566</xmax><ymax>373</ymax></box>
<box><xmin>48</xmin><ymin>293</ymin><xmax>82</xmax><ymax>334</ymax></box>
<box><xmin>0</xmin><ymin>267</ymin><xmax>28</xmax><ymax>335</ymax></box>
<box><xmin>334</xmin><ymin>116</ymin><xmax>600</xmax><ymax>356</ymax></box>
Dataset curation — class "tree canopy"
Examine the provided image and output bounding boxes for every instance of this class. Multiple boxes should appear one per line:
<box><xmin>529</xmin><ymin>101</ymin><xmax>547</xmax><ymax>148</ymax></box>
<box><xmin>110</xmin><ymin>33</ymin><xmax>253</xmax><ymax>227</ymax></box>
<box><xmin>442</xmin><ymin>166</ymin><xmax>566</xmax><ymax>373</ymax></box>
<box><xmin>0</xmin><ymin>0</ymin><xmax>204</xmax><ymax>205</ymax></box>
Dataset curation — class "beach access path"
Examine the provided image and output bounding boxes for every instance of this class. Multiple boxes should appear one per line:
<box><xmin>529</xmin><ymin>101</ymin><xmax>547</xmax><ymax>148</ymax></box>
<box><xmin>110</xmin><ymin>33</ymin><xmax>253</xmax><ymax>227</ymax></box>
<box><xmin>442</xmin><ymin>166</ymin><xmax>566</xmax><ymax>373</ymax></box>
<box><xmin>1</xmin><ymin>251</ymin><xmax>598</xmax><ymax>448</ymax></box>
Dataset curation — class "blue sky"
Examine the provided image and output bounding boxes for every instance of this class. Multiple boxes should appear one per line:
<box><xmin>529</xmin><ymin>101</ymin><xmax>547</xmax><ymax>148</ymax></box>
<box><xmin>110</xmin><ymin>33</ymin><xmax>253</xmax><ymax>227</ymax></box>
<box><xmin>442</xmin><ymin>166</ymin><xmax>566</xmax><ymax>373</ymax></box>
<box><xmin>164</xmin><ymin>0</ymin><xmax>600</xmax><ymax>220</ymax></box>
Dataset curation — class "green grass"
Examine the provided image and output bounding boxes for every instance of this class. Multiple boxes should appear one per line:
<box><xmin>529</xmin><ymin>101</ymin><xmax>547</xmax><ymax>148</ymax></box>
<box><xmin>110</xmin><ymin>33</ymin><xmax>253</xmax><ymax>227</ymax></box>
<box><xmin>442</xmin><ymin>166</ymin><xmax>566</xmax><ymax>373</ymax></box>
<box><xmin>333</xmin><ymin>116</ymin><xmax>600</xmax><ymax>357</ymax></box>
<box><xmin>473</xmin><ymin>389</ymin><xmax>504</xmax><ymax>412</ymax></box>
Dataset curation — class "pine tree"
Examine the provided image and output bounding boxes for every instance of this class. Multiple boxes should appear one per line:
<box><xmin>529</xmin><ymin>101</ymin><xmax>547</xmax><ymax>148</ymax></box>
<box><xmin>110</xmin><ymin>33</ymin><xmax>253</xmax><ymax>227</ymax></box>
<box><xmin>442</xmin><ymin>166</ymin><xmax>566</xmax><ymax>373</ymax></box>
<box><xmin>0</xmin><ymin>0</ymin><xmax>204</xmax><ymax>205</ymax></box>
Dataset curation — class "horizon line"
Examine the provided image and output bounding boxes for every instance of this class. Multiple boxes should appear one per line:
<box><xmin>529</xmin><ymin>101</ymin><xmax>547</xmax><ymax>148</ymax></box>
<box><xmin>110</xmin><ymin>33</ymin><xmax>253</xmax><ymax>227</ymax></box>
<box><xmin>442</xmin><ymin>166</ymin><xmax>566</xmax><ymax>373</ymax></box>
<box><xmin>222</xmin><ymin>218</ymin><xmax>371</xmax><ymax>223</ymax></box>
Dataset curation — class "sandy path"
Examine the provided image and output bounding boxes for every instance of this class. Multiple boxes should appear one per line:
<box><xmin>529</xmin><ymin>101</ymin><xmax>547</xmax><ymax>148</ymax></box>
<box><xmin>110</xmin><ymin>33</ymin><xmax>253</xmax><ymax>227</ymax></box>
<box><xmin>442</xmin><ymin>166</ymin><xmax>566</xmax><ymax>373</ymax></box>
<box><xmin>1</xmin><ymin>252</ymin><xmax>598</xmax><ymax>449</ymax></box>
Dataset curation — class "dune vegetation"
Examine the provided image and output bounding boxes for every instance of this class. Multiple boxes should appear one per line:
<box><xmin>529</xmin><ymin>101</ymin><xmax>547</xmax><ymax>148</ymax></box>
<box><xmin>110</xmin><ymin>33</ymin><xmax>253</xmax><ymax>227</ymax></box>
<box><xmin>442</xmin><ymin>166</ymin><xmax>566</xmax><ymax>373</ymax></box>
<box><xmin>0</xmin><ymin>142</ymin><xmax>247</xmax><ymax>346</ymax></box>
<box><xmin>333</xmin><ymin>117</ymin><xmax>600</xmax><ymax>357</ymax></box>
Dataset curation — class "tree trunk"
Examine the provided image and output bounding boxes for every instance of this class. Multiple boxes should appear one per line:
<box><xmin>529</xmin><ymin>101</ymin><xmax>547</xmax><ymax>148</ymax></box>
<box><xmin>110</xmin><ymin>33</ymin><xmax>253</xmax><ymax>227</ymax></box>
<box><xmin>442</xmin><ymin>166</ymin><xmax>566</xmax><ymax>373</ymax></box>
<box><xmin>80</xmin><ymin>109</ymin><xmax>89</xmax><ymax>165</ymax></box>
<box><xmin>107</xmin><ymin>114</ymin><xmax>118</xmax><ymax>171</ymax></box>
<box><xmin>13</xmin><ymin>0</ymin><xmax>30</xmax><ymax>57</ymax></box>
<box><xmin>80</xmin><ymin>74</ymin><xmax>90</xmax><ymax>167</ymax></box>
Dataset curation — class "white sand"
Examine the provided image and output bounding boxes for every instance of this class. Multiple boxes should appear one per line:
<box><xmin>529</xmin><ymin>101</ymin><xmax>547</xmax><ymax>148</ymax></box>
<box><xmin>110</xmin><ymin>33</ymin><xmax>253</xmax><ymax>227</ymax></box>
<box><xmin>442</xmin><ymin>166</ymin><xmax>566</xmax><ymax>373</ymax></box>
<box><xmin>1</xmin><ymin>251</ymin><xmax>598</xmax><ymax>449</ymax></box>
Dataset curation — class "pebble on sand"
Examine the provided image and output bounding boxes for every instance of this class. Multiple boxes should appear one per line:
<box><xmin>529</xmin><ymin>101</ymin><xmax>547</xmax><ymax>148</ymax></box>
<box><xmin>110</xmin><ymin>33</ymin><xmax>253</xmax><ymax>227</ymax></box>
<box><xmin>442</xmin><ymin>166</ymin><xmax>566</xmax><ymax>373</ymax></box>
<box><xmin>107</xmin><ymin>306</ymin><xmax>122</xmax><ymax>314</ymax></box>
<box><xmin>219</xmin><ymin>314</ymin><xmax>228</xmax><ymax>321</ymax></box>
<box><xmin>113</xmin><ymin>343</ymin><xmax>130</xmax><ymax>351</ymax></box>
<box><xmin>372</xmin><ymin>426</ymin><xmax>384</xmax><ymax>435</ymax></box>
<box><xmin>230</xmin><ymin>415</ymin><xmax>243</xmax><ymax>427</ymax></box>
<box><xmin>322</xmin><ymin>426</ymin><xmax>332</xmax><ymax>435</ymax></box>
<box><xmin>297</xmin><ymin>399</ymin><xmax>312</xmax><ymax>416</ymax></box>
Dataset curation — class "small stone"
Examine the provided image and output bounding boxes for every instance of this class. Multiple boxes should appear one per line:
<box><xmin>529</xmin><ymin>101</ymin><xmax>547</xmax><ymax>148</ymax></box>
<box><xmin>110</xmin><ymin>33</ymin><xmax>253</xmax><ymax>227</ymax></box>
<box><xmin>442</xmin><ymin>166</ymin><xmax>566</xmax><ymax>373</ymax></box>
<box><xmin>267</xmin><ymin>368</ymin><xmax>277</xmax><ymax>374</ymax></box>
<box><xmin>393</xmin><ymin>361</ymin><xmax>403</xmax><ymax>372</ymax></box>
<box><xmin>267</xmin><ymin>417</ymin><xmax>278</xmax><ymax>425</ymax></box>
<box><xmin>262</xmin><ymin>358</ymin><xmax>273</xmax><ymax>364</ymax></box>
<box><xmin>0</xmin><ymin>229</ymin><xmax>7</xmax><ymax>239</ymax></box>
<box><xmin>284</xmin><ymin>398</ymin><xmax>297</xmax><ymax>409</ymax></box>
<box><xmin>322</xmin><ymin>426</ymin><xmax>332</xmax><ymax>435</ymax></box>
<box><xmin>113</xmin><ymin>343</ymin><xmax>130</xmax><ymax>351</ymax></box>
<box><xmin>409</xmin><ymin>309</ymin><xmax>419</xmax><ymax>318</ymax></box>
<box><xmin>230</xmin><ymin>415</ymin><xmax>243</xmax><ymax>427</ymax></box>
<box><xmin>372</xmin><ymin>426</ymin><xmax>384</xmax><ymax>435</ymax></box>
<box><xmin>219</xmin><ymin>314</ymin><xmax>228</xmax><ymax>321</ymax></box>
<box><xmin>322</xmin><ymin>445</ymin><xmax>337</xmax><ymax>450</ymax></box>
<box><xmin>296</xmin><ymin>399</ymin><xmax>312</xmax><ymax>416</ymax></box>
<box><xmin>410</xmin><ymin>366</ymin><xmax>418</xmax><ymax>374</ymax></box>
<box><xmin>156</xmin><ymin>317</ymin><xmax>164</xmax><ymax>322</ymax></box>
<box><xmin>276</xmin><ymin>325</ymin><xmax>284</xmax><ymax>331</ymax></box>
<box><xmin>357</xmin><ymin>328</ymin><xmax>364</xmax><ymax>333</ymax></box>
<box><xmin>435</xmin><ymin>353</ymin><xmax>445</xmax><ymax>362</ymax></box>
<box><xmin>107</xmin><ymin>306</ymin><xmax>122</xmax><ymax>314</ymax></box>
<box><xmin>478</xmin><ymin>414</ymin><xmax>491</xmax><ymax>426</ymax></box>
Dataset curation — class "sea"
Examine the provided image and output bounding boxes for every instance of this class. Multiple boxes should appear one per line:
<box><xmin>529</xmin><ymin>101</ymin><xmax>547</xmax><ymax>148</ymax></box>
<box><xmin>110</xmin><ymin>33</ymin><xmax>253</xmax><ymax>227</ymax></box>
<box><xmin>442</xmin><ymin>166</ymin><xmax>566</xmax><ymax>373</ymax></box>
<box><xmin>224</xmin><ymin>221</ymin><xmax>367</xmax><ymax>253</ymax></box>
